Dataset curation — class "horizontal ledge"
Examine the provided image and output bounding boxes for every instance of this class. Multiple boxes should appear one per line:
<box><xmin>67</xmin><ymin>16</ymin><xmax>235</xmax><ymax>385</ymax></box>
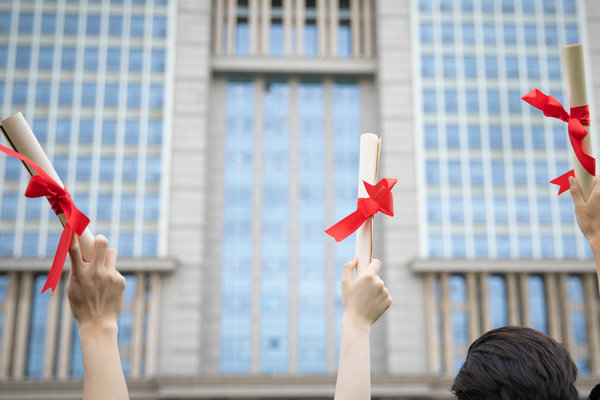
<box><xmin>411</xmin><ymin>258</ymin><xmax>597</xmax><ymax>273</ymax></box>
<box><xmin>0</xmin><ymin>257</ymin><xmax>179</xmax><ymax>272</ymax></box>
<box><xmin>0</xmin><ymin>375</ymin><xmax>596</xmax><ymax>399</ymax></box>
<box><xmin>211</xmin><ymin>55</ymin><xmax>377</xmax><ymax>75</ymax></box>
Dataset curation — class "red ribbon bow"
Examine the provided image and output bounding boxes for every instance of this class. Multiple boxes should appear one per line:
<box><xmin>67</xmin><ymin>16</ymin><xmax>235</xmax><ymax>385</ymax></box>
<box><xmin>0</xmin><ymin>144</ymin><xmax>89</xmax><ymax>294</ymax></box>
<box><xmin>522</xmin><ymin>89</ymin><xmax>595</xmax><ymax>195</ymax></box>
<box><xmin>325</xmin><ymin>178</ymin><xmax>397</xmax><ymax>242</ymax></box>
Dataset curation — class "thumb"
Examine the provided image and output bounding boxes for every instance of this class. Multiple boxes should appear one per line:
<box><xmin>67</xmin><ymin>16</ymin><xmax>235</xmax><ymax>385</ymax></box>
<box><xmin>68</xmin><ymin>235</ymin><xmax>82</xmax><ymax>277</ymax></box>
<box><xmin>570</xmin><ymin>175</ymin><xmax>585</xmax><ymax>208</ymax></box>
<box><xmin>342</xmin><ymin>258</ymin><xmax>358</xmax><ymax>282</ymax></box>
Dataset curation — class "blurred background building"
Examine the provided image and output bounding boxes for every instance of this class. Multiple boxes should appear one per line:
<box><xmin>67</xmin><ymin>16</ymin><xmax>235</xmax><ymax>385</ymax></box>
<box><xmin>0</xmin><ymin>0</ymin><xmax>599</xmax><ymax>399</ymax></box>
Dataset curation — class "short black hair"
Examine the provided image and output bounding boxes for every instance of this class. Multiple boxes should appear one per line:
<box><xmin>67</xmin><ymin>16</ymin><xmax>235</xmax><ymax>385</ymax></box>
<box><xmin>452</xmin><ymin>326</ymin><xmax>578</xmax><ymax>400</ymax></box>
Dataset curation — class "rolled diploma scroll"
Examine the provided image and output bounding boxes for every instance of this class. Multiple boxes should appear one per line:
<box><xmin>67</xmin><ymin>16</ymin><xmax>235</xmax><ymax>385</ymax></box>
<box><xmin>355</xmin><ymin>133</ymin><xmax>381</xmax><ymax>276</ymax></box>
<box><xmin>561</xmin><ymin>44</ymin><xmax>595</xmax><ymax>200</ymax></box>
<box><xmin>0</xmin><ymin>112</ymin><xmax>94</xmax><ymax>262</ymax></box>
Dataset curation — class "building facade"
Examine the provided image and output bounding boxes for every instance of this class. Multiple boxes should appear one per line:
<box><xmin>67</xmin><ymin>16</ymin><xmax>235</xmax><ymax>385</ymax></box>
<box><xmin>0</xmin><ymin>0</ymin><xmax>600</xmax><ymax>399</ymax></box>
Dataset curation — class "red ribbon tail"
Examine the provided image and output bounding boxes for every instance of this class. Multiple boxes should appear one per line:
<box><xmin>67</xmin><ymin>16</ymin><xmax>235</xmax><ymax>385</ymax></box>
<box><xmin>550</xmin><ymin>170</ymin><xmax>576</xmax><ymax>195</ymax></box>
<box><xmin>41</xmin><ymin>224</ymin><xmax>72</xmax><ymax>295</ymax></box>
<box><xmin>325</xmin><ymin>211</ymin><xmax>367</xmax><ymax>242</ymax></box>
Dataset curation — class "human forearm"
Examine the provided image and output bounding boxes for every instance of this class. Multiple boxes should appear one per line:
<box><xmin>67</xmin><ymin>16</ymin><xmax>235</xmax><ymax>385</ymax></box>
<box><xmin>334</xmin><ymin>320</ymin><xmax>372</xmax><ymax>400</ymax></box>
<box><xmin>79</xmin><ymin>321</ymin><xmax>129</xmax><ymax>400</ymax></box>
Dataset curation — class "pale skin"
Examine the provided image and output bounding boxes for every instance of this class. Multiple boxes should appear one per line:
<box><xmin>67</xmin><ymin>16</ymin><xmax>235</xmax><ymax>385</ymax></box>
<box><xmin>570</xmin><ymin>175</ymin><xmax>600</xmax><ymax>292</ymax></box>
<box><xmin>67</xmin><ymin>234</ymin><xmax>129</xmax><ymax>400</ymax></box>
<box><xmin>334</xmin><ymin>257</ymin><xmax>392</xmax><ymax>400</ymax></box>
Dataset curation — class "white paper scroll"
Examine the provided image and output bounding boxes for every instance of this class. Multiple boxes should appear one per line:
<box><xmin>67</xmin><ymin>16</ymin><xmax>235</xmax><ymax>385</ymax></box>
<box><xmin>561</xmin><ymin>43</ymin><xmax>595</xmax><ymax>200</ymax></box>
<box><xmin>355</xmin><ymin>133</ymin><xmax>381</xmax><ymax>276</ymax></box>
<box><xmin>0</xmin><ymin>112</ymin><xmax>94</xmax><ymax>262</ymax></box>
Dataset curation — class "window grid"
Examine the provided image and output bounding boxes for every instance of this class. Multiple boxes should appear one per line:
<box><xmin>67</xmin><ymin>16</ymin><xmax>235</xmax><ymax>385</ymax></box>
<box><xmin>416</xmin><ymin>0</ymin><xmax>588</xmax><ymax>260</ymax></box>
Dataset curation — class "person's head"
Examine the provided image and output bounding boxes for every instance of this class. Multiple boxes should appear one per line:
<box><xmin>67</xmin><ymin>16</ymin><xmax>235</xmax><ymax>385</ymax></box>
<box><xmin>451</xmin><ymin>326</ymin><xmax>578</xmax><ymax>400</ymax></box>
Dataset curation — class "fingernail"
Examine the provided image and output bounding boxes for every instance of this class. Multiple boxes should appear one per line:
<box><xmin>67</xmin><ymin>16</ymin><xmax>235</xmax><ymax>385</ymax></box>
<box><xmin>569</xmin><ymin>176</ymin><xmax>575</xmax><ymax>185</ymax></box>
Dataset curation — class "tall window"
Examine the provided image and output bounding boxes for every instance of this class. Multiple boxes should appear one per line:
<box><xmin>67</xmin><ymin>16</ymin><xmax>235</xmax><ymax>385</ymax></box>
<box><xmin>220</xmin><ymin>76</ymin><xmax>364</xmax><ymax>373</ymax></box>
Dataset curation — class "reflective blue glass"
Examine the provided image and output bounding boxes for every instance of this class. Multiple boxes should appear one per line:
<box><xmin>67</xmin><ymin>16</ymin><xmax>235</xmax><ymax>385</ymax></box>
<box><xmin>420</xmin><ymin>0</ymin><xmax>432</xmax><ymax>11</ymax></box>
<box><xmin>534</xmin><ymin>161</ymin><xmax>548</xmax><ymax>185</ymax></box>
<box><xmin>97</xmin><ymin>194</ymin><xmax>113</xmax><ymax>220</ymax></box>
<box><xmin>236</xmin><ymin>21</ymin><xmax>249</xmax><ymax>55</ymax></box>
<box><xmin>553</xmin><ymin>126</ymin><xmax>567</xmax><ymax>149</ymax></box>
<box><xmin>505</xmin><ymin>56</ymin><xmax>518</xmax><ymax>78</ymax></box>
<box><xmin>122</xmin><ymin>156</ymin><xmax>138</xmax><ymax>182</ymax></box>
<box><xmin>38</xmin><ymin>46</ymin><xmax>54</xmax><ymax>69</ymax></box>
<box><xmin>424</xmin><ymin>124</ymin><xmax>437</xmax><ymax>148</ymax></box>
<box><xmin>518</xmin><ymin>235</ymin><xmax>532</xmax><ymax>258</ymax></box>
<box><xmin>562</xmin><ymin>236</ymin><xmax>576</xmax><ymax>258</ymax></box>
<box><xmin>540</xmin><ymin>234</ymin><xmax>554</xmax><ymax>258</ymax></box>
<box><xmin>86</xmin><ymin>14</ymin><xmax>101</xmax><ymax>35</ymax></box>
<box><xmin>450</xmin><ymin>197</ymin><xmax>463</xmax><ymax>222</ymax></box>
<box><xmin>543</xmin><ymin>0</ymin><xmax>556</xmax><ymax>13</ymax></box>
<box><xmin>423</xmin><ymin>89</ymin><xmax>436</xmax><ymax>112</ymax></box>
<box><xmin>119</xmin><ymin>232</ymin><xmax>134</xmax><ymax>256</ymax></box>
<box><xmin>100</xmin><ymin>156</ymin><xmax>115</xmax><ymax>181</ymax></box>
<box><xmin>485</xmin><ymin>56</ymin><xmax>497</xmax><ymax>78</ymax></box>
<box><xmin>496</xmin><ymin>235</ymin><xmax>510</xmax><ymax>258</ymax></box>
<box><xmin>422</xmin><ymin>55</ymin><xmax>435</xmax><ymax>77</ymax></box>
<box><xmin>572</xmin><ymin>312</ymin><xmax>587</xmax><ymax>343</ymax></box>
<box><xmin>420</xmin><ymin>22</ymin><xmax>433</xmax><ymax>43</ymax></box>
<box><xmin>452</xmin><ymin>312</ymin><xmax>468</xmax><ymax>344</ymax></box>
<box><xmin>462</xmin><ymin>23</ymin><xmax>475</xmax><ymax>44</ymax></box>
<box><xmin>515</xmin><ymin>197</ymin><xmax>529</xmax><ymax>222</ymax></box>
<box><xmin>441</xmin><ymin>23</ymin><xmax>454</xmax><ymax>43</ymax></box>
<box><xmin>470</xmin><ymin>161</ymin><xmax>483</xmax><ymax>186</ymax></box>
<box><xmin>445</xmin><ymin>90</ymin><xmax>457</xmax><ymax>113</ymax></box>
<box><xmin>151</xmin><ymin>49</ymin><xmax>165</xmax><ymax>72</ymax></box>
<box><xmin>527</xmin><ymin>57</ymin><xmax>540</xmax><ymax>79</ymax></box>
<box><xmin>144</xmin><ymin>193</ymin><xmax>159</xmax><ymax>220</ymax></box>
<box><xmin>452</xmin><ymin>235</ymin><xmax>465</xmax><ymax>258</ymax></box>
<box><xmin>269</xmin><ymin>23</ymin><xmax>284</xmax><ymax>56</ymax></box>
<box><xmin>528</xmin><ymin>276</ymin><xmax>548</xmax><ymax>333</ymax></box>
<box><xmin>26</xmin><ymin>276</ymin><xmax>50</xmax><ymax>378</ymax></box>
<box><xmin>489</xmin><ymin>126</ymin><xmax>503</xmax><ymax>149</ymax></box>
<box><xmin>125</xmin><ymin>119</ymin><xmax>139</xmax><ymax>143</ymax></box>
<box><xmin>504</xmin><ymin>24</ymin><xmax>516</xmax><ymax>44</ymax></box>
<box><xmin>508</xmin><ymin>90</ymin><xmax>521</xmax><ymax>113</ymax></box>
<box><xmin>465</xmin><ymin>90</ymin><xmax>478</xmax><ymax>113</ymax></box>
<box><xmin>79</xmin><ymin>119</ymin><xmax>94</xmax><ymax>143</ymax></box>
<box><xmin>304</xmin><ymin>22</ymin><xmax>318</xmax><ymax>56</ymax></box>
<box><xmin>22</xmin><ymin>233</ymin><xmax>39</xmax><ymax>256</ymax></box>
<box><xmin>76</xmin><ymin>156</ymin><xmax>92</xmax><ymax>181</ymax></box>
<box><xmin>442</xmin><ymin>55</ymin><xmax>455</xmax><ymax>78</ymax></box>
<box><xmin>16</xmin><ymin>46</ymin><xmax>31</xmax><ymax>69</ymax></box>
<box><xmin>0</xmin><ymin>233</ymin><xmax>14</xmax><ymax>255</ymax></box>
<box><xmin>12</xmin><ymin>81</ymin><xmax>28</xmax><ymax>105</ymax></box>
<box><xmin>481</xmin><ymin>1</ymin><xmax>494</xmax><ymax>12</ymax></box>
<box><xmin>150</xmin><ymin>84</ymin><xmax>164</xmax><ymax>108</ymax></box>
<box><xmin>148</xmin><ymin>119</ymin><xmax>163</xmax><ymax>144</ymax></box>
<box><xmin>468</xmin><ymin>126</ymin><xmax>480</xmax><ymax>148</ymax></box>
<box><xmin>109</xmin><ymin>15</ymin><xmax>123</xmax><ymax>36</ymax></box>
<box><xmin>492</xmin><ymin>160</ymin><xmax>505</xmax><ymax>186</ymax></box>
<box><xmin>19</xmin><ymin>12</ymin><xmax>34</xmax><ymax>33</ymax></box>
<box><xmin>531</xmin><ymin>126</ymin><xmax>546</xmax><ymax>149</ymax></box>
<box><xmin>1</xmin><ymin>194</ymin><xmax>18</xmax><ymax>219</ymax></box>
<box><xmin>0</xmin><ymin>12</ymin><xmax>11</xmax><ymax>33</ymax></box>
<box><xmin>565</xmin><ymin>25</ymin><xmax>578</xmax><ymax>44</ymax></box>
<box><xmin>129</xmin><ymin>48</ymin><xmax>143</xmax><ymax>71</ymax></box>
<box><xmin>130</xmin><ymin>15</ymin><xmax>145</xmax><ymax>37</ymax></box>
<box><xmin>440</xmin><ymin>0</ymin><xmax>453</xmax><ymax>11</ymax></box>
<box><xmin>473</xmin><ymin>235</ymin><xmax>487</xmax><ymax>257</ymax></box>
<box><xmin>429</xmin><ymin>234</ymin><xmax>444</xmax><ymax>258</ymax></box>
<box><xmin>488</xmin><ymin>276</ymin><xmax>507</xmax><ymax>328</ymax></box>
<box><xmin>537</xmin><ymin>198</ymin><xmax>552</xmax><ymax>223</ymax></box>
<box><xmin>446</xmin><ymin>125</ymin><xmax>459</xmax><ymax>148</ymax></box>
<box><xmin>545</xmin><ymin>24</ymin><xmax>558</xmax><ymax>45</ymax></box>
<box><xmin>153</xmin><ymin>16</ymin><xmax>167</xmax><ymax>37</ymax></box>
<box><xmin>36</xmin><ymin>82</ymin><xmax>51</xmax><ymax>106</ymax></box>
<box><xmin>448</xmin><ymin>160</ymin><xmax>462</xmax><ymax>185</ymax></box>
<box><xmin>428</xmin><ymin>196</ymin><xmax>441</xmax><ymax>223</ymax></box>
<box><xmin>142</xmin><ymin>233</ymin><xmax>158</xmax><ymax>256</ymax></box>
<box><xmin>70</xmin><ymin>320</ymin><xmax>84</xmax><ymax>378</ymax></box>
<box><xmin>127</xmin><ymin>84</ymin><xmax>141</xmax><ymax>108</ymax></box>
<box><xmin>102</xmin><ymin>119</ymin><xmax>117</xmax><ymax>143</ymax></box>
<box><xmin>146</xmin><ymin>156</ymin><xmax>161</xmax><ymax>182</ymax></box>
<box><xmin>487</xmin><ymin>90</ymin><xmax>500</xmax><ymax>114</ymax></box>
<box><xmin>461</xmin><ymin>0</ymin><xmax>473</xmax><ymax>11</ymax></box>
<box><xmin>81</xmin><ymin>82</ymin><xmax>96</xmax><ymax>107</ymax></box>
<box><xmin>0</xmin><ymin>45</ymin><xmax>7</xmax><ymax>68</ymax></box>
<box><xmin>524</xmin><ymin>24</ymin><xmax>536</xmax><ymax>45</ymax></box>
<box><xmin>494</xmin><ymin>197</ymin><xmax>507</xmax><ymax>223</ymax></box>
<box><xmin>510</xmin><ymin>126</ymin><xmax>524</xmax><ymax>149</ymax></box>
<box><xmin>64</xmin><ymin>14</ymin><xmax>79</xmax><ymax>35</ymax></box>
<box><xmin>563</xmin><ymin>0</ymin><xmax>576</xmax><ymax>13</ymax></box>
<box><xmin>483</xmin><ymin>24</ymin><xmax>495</xmax><ymax>44</ymax></box>
<box><xmin>5</xmin><ymin>157</ymin><xmax>21</xmax><ymax>180</ymax></box>
<box><xmin>59</xmin><ymin>82</ymin><xmax>74</xmax><ymax>106</ymax></box>
<box><xmin>471</xmin><ymin>196</ymin><xmax>486</xmax><ymax>223</ymax></box>
<box><xmin>120</xmin><ymin>194</ymin><xmax>136</xmax><ymax>221</ymax></box>
<box><xmin>62</xmin><ymin>47</ymin><xmax>77</xmax><ymax>70</ymax></box>
<box><xmin>426</xmin><ymin>160</ymin><xmax>440</xmax><ymax>184</ymax></box>
<box><xmin>464</xmin><ymin>55</ymin><xmax>476</xmax><ymax>78</ymax></box>
<box><xmin>105</xmin><ymin>83</ymin><xmax>119</xmax><ymax>107</ymax></box>
<box><xmin>84</xmin><ymin>47</ymin><xmax>99</xmax><ymax>70</ymax></box>
<box><xmin>559</xmin><ymin>196</ymin><xmax>574</xmax><ymax>223</ymax></box>
<box><xmin>107</xmin><ymin>48</ymin><xmax>121</xmax><ymax>71</ymax></box>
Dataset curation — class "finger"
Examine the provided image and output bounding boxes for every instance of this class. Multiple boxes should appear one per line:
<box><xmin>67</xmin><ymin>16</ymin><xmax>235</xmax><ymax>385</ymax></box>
<box><xmin>570</xmin><ymin>176</ymin><xmax>585</xmax><ymax>208</ymax></box>
<box><xmin>104</xmin><ymin>248</ymin><xmax>117</xmax><ymax>272</ymax></box>
<box><xmin>68</xmin><ymin>235</ymin><xmax>82</xmax><ymax>276</ymax></box>
<box><xmin>91</xmin><ymin>235</ymin><xmax>109</xmax><ymax>270</ymax></box>
<box><xmin>342</xmin><ymin>258</ymin><xmax>358</xmax><ymax>282</ymax></box>
<box><xmin>366</xmin><ymin>258</ymin><xmax>382</xmax><ymax>276</ymax></box>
